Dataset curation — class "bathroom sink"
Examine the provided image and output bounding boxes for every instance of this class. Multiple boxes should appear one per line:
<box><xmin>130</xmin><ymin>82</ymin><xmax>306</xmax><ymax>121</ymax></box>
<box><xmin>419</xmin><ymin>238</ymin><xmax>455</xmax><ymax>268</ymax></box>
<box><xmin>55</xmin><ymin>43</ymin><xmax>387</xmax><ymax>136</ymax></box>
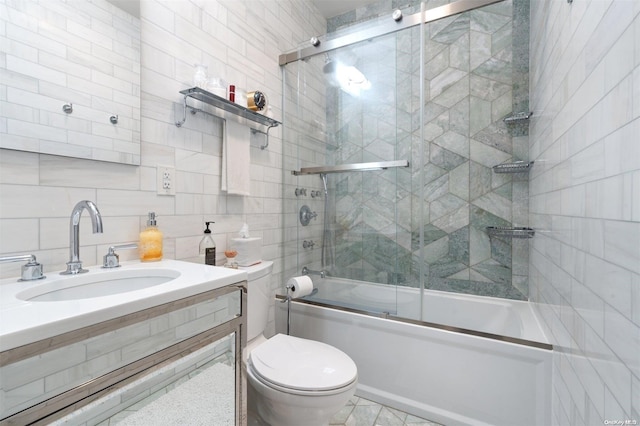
<box><xmin>17</xmin><ymin>269</ymin><xmax>181</xmax><ymax>302</ymax></box>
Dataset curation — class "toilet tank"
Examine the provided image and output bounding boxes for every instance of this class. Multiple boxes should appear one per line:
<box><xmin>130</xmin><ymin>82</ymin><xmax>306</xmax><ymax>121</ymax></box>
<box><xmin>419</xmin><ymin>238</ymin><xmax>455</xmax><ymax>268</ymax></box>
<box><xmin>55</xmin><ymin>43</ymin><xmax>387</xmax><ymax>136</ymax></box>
<box><xmin>242</xmin><ymin>261</ymin><xmax>274</xmax><ymax>341</ymax></box>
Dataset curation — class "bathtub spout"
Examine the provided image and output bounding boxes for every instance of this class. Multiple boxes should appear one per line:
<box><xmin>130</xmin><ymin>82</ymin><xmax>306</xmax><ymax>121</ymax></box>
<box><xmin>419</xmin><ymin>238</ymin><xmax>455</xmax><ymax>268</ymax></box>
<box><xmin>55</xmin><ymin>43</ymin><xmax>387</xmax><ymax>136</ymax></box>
<box><xmin>302</xmin><ymin>266</ymin><xmax>326</xmax><ymax>278</ymax></box>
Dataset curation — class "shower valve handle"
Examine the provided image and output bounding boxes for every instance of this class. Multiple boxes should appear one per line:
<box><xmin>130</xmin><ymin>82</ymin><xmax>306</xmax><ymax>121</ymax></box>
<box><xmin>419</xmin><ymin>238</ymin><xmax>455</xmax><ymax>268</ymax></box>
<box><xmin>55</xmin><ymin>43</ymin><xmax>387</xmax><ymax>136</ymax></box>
<box><xmin>299</xmin><ymin>205</ymin><xmax>317</xmax><ymax>226</ymax></box>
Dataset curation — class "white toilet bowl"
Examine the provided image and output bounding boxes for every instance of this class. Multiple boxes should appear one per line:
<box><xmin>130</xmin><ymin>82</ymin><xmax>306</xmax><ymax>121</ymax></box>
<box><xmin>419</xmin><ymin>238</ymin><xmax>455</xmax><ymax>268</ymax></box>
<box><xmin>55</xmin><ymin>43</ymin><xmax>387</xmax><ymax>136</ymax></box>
<box><xmin>241</xmin><ymin>262</ymin><xmax>358</xmax><ymax>426</ymax></box>
<box><xmin>246</xmin><ymin>333</ymin><xmax>357</xmax><ymax>426</ymax></box>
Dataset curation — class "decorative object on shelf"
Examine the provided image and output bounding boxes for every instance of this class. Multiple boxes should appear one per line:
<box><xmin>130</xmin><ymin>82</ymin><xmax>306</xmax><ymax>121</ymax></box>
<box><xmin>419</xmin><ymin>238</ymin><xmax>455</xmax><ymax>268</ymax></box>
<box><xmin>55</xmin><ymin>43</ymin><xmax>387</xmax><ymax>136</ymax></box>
<box><xmin>206</xmin><ymin>77</ymin><xmax>226</xmax><ymax>98</ymax></box>
<box><xmin>486</xmin><ymin>227</ymin><xmax>535</xmax><ymax>239</ymax></box>
<box><xmin>503</xmin><ymin>111</ymin><xmax>533</xmax><ymax>123</ymax></box>
<box><xmin>175</xmin><ymin>87</ymin><xmax>280</xmax><ymax>150</ymax></box>
<box><xmin>228</xmin><ymin>84</ymin><xmax>235</xmax><ymax>102</ymax></box>
<box><xmin>492</xmin><ymin>161</ymin><xmax>534</xmax><ymax>173</ymax></box>
<box><xmin>224</xmin><ymin>249</ymin><xmax>238</xmax><ymax>269</ymax></box>
<box><xmin>247</xmin><ymin>90</ymin><xmax>267</xmax><ymax>111</ymax></box>
<box><xmin>193</xmin><ymin>64</ymin><xmax>208</xmax><ymax>88</ymax></box>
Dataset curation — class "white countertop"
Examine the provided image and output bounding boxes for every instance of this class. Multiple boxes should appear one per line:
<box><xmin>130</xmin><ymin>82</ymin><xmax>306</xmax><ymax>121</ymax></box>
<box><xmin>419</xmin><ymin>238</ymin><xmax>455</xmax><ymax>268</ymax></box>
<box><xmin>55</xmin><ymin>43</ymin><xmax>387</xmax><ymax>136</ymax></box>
<box><xmin>0</xmin><ymin>259</ymin><xmax>247</xmax><ymax>352</ymax></box>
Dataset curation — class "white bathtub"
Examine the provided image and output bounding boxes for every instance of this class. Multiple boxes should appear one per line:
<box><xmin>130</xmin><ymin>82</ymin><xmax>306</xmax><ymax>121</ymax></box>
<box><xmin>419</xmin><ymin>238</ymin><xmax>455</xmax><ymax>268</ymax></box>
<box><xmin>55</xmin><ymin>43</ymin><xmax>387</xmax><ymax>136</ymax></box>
<box><xmin>276</xmin><ymin>278</ymin><xmax>552</xmax><ymax>426</ymax></box>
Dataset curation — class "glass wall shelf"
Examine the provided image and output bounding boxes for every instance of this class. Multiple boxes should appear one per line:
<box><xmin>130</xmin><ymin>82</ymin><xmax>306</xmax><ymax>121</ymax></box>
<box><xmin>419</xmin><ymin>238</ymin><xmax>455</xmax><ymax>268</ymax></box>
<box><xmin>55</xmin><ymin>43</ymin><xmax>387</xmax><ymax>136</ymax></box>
<box><xmin>176</xmin><ymin>87</ymin><xmax>281</xmax><ymax>128</ymax></box>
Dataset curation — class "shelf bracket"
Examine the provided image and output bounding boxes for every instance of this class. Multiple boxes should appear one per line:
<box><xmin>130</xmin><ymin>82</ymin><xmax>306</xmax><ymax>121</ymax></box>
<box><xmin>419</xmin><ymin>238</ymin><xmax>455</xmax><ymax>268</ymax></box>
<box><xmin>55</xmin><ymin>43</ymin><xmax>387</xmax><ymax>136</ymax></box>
<box><xmin>252</xmin><ymin>124</ymin><xmax>277</xmax><ymax>150</ymax></box>
<box><xmin>175</xmin><ymin>95</ymin><xmax>189</xmax><ymax>128</ymax></box>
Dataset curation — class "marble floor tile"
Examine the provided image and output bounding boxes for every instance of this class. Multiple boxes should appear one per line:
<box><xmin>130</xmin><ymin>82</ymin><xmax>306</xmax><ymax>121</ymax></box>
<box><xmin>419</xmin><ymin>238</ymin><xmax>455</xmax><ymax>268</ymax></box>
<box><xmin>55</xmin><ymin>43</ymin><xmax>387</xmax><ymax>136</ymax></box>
<box><xmin>330</xmin><ymin>396</ymin><xmax>444</xmax><ymax>426</ymax></box>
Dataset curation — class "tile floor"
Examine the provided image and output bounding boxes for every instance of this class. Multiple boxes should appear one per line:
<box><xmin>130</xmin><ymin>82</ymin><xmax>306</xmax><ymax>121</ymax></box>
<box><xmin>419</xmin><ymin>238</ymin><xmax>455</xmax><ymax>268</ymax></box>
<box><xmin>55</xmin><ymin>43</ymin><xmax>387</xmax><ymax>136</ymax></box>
<box><xmin>331</xmin><ymin>396</ymin><xmax>443</xmax><ymax>426</ymax></box>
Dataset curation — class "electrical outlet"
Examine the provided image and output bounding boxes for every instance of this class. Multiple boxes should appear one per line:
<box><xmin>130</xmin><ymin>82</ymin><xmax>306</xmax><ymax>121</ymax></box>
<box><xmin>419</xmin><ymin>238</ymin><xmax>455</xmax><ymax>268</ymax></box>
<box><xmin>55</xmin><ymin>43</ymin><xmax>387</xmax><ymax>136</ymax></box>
<box><xmin>157</xmin><ymin>166</ymin><xmax>176</xmax><ymax>196</ymax></box>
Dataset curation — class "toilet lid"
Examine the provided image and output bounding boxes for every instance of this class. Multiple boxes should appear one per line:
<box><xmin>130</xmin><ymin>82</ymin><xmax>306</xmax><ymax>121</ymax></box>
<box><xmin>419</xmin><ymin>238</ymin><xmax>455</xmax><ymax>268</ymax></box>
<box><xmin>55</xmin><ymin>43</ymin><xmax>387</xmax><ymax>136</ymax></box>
<box><xmin>248</xmin><ymin>334</ymin><xmax>357</xmax><ymax>392</ymax></box>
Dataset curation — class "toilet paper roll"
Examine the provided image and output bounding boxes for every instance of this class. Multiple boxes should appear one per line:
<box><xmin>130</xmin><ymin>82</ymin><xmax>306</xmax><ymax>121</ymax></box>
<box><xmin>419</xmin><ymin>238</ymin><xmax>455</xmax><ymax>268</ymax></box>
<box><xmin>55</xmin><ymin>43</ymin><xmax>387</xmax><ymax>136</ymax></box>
<box><xmin>286</xmin><ymin>276</ymin><xmax>314</xmax><ymax>298</ymax></box>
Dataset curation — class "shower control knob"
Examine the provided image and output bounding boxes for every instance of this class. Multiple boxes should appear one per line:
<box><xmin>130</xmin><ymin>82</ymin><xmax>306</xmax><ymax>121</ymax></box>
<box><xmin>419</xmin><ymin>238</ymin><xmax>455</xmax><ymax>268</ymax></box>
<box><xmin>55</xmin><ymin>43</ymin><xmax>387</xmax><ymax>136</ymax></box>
<box><xmin>299</xmin><ymin>205</ymin><xmax>317</xmax><ymax>226</ymax></box>
<box><xmin>310</xmin><ymin>36</ymin><xmax>321</xmax><ymax>47</ymax></box>
<box><xmin>392</xmin><ymin>9</ymin><xmax>403</xmax><ymax>21</ymax></box>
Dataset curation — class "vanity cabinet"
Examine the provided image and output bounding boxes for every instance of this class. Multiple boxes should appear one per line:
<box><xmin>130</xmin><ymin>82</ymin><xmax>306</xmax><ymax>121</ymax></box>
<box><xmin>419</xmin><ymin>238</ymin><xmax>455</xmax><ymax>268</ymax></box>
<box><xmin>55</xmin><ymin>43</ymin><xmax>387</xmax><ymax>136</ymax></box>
<box><xmin>0</xmin><ymin>282</ymin><xmax>247</xmax><ymax>426</ymax></box>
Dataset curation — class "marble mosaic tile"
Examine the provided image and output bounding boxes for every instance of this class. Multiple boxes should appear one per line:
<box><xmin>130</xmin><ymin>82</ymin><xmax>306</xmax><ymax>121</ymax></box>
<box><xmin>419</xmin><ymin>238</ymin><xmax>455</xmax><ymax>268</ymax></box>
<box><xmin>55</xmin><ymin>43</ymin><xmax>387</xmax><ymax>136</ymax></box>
<box><xmin>470</xmin><ymin>30</ymin><xmax>492</xmax><ymax>70</ymax></box>
<box><xmin>449</xmin><ymin>161</ymin><xmax>470</xmax><ymax>201</ymax></box>
<box><xmin>432</xmin><ymin>75</ymin><xmax>470</xmax><ymax>108</ymax></box>
<box><xmin>430</xmin><ymin>144</ymin><xmax>467</xmax><ymax>171</ymax></box>
<box><xmin>429</xmin><ymin>257</ymin><xmax>467</xmax><ymax>279</ymax></box>
<box><xmin>423</xmin><ymin>236</ymin><xmax>450</xmax><ymax>264</ymax></box>
<box><xmin>433</xmin><ymin>130</ymin><xmax>469</xmax><ymax>158</ymax></box>
<box><xmin>489</xmin><ymin>234</ymin><xmax>513</xmax><ymax>267</ymax></box>
<box><xmin>324</xmin><ymin>1</ymin><xmax>528</xmax><ymax>301</ymax></box>
<box><xmin>430</xmin><ymin>193</ymin><xmax>467</xmax><ymax>223</ymax></box>
<box><xmin>430</xmin><ymin>67</ymin><xmax>468</xmax><ymax>100</ymax></box>
<box><xmin>432</xmin><ymin>14</ymin><xmax>470</xmax><ymax>45</ymax></box>
<box><xmin>449</xmin><ymin>98</ymin><xmax>470</xmax><ymax>135</ymax></box>
<box><xmin>469</xmin><ymin>225</ymin><xmax>492</xmax><ymax>266</ymax></box>
<box><xmin>472</xmin><ymin>57</ymin><xmax>512</xmax><ymax>85</ymax></box>
<box><xmin>473</xmin><ymin>258</ymin><xmax>511</xmax><ymax>284</ymax></box>
<box><xmin>470</xmin><ymin>96</ymin><xmax>492</xmax><ymax>135</ymax></box>
<box><xmin>472</xmin><ymin>191</ymin><xmax>512</xmax><ymax>222</ymax></box>
<box><xmin>469</xmin><ymin>161</ymin><xmax>493</xmax><ymax>199</ymax></box>
<box><xmin>474</xmin><ymin>122</ymin><xmax>513</xmax><ymax>154</ymax></box>
<box><xmin>432</xmin><ymin>204</ymin><xmax>469</xmax><ymax>234</ymax></box>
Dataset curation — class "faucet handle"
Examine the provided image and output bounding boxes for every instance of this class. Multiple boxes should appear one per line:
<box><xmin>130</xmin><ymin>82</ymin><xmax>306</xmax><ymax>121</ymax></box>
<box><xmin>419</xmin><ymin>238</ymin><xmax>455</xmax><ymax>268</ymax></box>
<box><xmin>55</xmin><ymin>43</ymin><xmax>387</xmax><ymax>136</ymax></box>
<box><xmin>22</xmin><ymin>256</ymin><xmax>46</xmax><ymax>281</ymax></box>
<box><xmin>0</xmin><ymin>254</ymin><xmax>46</xmax><ymax>281</ymax></box>
<box><xmin>102</xmin><ymin>244</ymin><xmax>138</xmax><ymax>268</ymax></box>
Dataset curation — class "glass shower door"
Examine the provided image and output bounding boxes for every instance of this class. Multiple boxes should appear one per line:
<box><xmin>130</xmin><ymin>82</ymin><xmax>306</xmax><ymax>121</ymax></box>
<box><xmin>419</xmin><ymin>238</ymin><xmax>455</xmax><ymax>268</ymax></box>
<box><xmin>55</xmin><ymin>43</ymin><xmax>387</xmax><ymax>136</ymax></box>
<box><xmin>283</xmin><ymin>24</ymin><xmax>423</xmax><ymax>317</ymax></box>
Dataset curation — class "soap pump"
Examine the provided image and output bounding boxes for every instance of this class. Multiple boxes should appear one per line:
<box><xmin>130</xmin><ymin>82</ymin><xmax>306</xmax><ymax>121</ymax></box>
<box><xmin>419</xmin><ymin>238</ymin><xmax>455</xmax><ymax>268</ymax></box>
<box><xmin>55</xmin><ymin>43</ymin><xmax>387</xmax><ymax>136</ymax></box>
<box><xmin>199</xmin><ymin>221</ymin><xmax>216</xmax><ymax>266</ymax></box>
<box><xmin>139</xmin><ymin>212</ymin><xmax>163</xmax><ymax>262</ymax></box>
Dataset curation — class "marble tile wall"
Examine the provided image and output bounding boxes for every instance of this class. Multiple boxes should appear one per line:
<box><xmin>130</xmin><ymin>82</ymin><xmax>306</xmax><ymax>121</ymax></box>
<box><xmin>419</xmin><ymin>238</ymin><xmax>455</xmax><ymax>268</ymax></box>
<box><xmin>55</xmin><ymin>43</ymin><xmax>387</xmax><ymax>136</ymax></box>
<box><xmin>324</xmin><ymin>0</ymin><xmax>531</xmax><ymax>300</ymax></box>
<box><xmin>528</xmin><ymin>0</ymin><xmax>639</xmax><ymax>424</ymax></box>
<box><xmin>0</xmin><ymin>0</ymin><xmax>326</xmax><ymax>337</ymax></box>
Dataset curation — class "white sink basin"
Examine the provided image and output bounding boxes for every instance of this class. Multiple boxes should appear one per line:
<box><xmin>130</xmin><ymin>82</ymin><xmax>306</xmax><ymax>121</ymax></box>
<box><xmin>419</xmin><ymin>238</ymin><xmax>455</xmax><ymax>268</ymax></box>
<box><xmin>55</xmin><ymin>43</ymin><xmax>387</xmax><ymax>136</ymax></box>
<box><xmin>17</xmin><ymin>269</ymin><xmax>181</xmax><ymax>302</ymax></box>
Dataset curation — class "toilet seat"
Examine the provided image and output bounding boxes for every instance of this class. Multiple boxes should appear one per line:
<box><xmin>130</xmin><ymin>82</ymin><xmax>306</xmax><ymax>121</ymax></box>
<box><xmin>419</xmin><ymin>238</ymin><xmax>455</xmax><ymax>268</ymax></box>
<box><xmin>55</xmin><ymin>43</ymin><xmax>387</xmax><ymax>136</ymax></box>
<box><xmin>248</xmin><ymin>334</ymin><xmax>357</xmax><ymax>395</ymax></box>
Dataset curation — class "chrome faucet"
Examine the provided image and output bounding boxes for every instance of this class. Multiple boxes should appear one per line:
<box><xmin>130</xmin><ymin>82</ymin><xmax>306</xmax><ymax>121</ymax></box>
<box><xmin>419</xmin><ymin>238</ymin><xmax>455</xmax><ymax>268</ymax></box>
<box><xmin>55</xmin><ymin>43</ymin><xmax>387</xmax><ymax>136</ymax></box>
<box><xmin>61</xmin><ymin>200</ymin><xmax>103</xmax><ymax>275</ymax></box>
<box><xmin>301</xmin><ymin>266</ymin><xmax>326</xmax><ymax>279</ymax></box>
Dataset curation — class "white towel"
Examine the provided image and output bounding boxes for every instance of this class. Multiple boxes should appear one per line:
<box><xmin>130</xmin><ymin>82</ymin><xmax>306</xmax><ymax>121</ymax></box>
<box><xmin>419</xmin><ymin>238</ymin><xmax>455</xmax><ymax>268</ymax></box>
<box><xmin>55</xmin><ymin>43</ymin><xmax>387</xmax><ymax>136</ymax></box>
<box><xmin>221</xmin><ymin>119</ymin><xmax>251</xmax><ymax>196</ymax></box>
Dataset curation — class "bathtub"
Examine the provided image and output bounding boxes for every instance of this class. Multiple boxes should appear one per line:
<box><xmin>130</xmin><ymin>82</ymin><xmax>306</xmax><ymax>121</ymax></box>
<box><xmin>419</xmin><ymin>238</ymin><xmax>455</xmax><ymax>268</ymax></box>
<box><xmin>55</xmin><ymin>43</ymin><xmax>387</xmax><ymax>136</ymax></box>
<box><xmin>275</xmin><ymin>278</ymin><xmax>552</xmax><ymax>426</ymax></box>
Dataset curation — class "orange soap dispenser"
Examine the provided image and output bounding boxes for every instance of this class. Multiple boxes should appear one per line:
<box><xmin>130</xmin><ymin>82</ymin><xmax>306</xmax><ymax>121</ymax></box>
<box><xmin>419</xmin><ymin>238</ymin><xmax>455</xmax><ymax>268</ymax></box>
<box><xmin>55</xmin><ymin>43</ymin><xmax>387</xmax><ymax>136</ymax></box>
<box><xmin>139</xmin><ymin>212</ymin><xmax>163</xmax><ymax>262</ymax></box>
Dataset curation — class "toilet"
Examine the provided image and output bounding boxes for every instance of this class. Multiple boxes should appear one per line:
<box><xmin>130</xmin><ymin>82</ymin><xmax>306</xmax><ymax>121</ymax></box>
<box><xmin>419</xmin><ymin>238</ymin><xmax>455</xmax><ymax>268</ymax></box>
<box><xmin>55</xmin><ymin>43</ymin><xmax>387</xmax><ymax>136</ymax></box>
<box><xmin>242</xmin><ymin>261</ymin><xmax>358</xmax><ymax>426</ymax></box>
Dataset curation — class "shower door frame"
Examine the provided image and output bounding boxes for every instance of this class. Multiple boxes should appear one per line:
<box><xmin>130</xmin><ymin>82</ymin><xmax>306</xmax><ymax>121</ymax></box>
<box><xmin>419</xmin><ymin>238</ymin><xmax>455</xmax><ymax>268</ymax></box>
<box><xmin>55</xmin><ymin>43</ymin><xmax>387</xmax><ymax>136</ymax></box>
<box><xmin>279</xmin><ymin>0</ymin><xmax>504</xmax><ymax>65</ymax></box>
<box><xmin>281</xmin><ymin>0</ymin><xmax>518</xmax><ymax>320</ymax></box>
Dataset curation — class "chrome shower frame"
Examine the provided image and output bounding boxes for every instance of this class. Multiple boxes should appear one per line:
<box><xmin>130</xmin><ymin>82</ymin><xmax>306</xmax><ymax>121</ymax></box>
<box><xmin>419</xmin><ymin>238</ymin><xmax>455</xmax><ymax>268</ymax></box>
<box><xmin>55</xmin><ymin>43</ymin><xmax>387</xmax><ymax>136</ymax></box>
<box><xmin>279</xmin><ymin>0</ymin><xmax>504</xmax><ymax>65</ymax></box>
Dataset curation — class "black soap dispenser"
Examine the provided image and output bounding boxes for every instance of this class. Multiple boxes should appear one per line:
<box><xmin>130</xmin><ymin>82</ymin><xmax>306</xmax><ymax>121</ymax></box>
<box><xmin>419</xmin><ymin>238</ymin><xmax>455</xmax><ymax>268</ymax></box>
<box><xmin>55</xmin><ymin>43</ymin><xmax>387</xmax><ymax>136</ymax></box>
<box><xmin>199</xmin><ymin>221</ymin><xmax>216</xmax><ymax>265</ymax></box>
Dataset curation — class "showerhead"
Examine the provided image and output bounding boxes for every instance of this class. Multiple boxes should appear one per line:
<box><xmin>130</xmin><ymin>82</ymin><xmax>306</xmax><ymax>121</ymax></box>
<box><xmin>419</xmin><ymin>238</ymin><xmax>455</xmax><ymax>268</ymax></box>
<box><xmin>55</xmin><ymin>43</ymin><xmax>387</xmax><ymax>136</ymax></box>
<box><xmin>323</xmin><ymin>55</ymin><xmax>336</xmax><ymax>74</ymax></box>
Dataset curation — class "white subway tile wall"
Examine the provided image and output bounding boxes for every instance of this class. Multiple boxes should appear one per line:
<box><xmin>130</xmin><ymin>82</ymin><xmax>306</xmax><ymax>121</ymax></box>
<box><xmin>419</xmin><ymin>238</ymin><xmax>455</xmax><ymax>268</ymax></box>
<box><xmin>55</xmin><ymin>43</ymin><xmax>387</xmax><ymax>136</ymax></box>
<box><xmin>529</xmin><ymin>0</ymin><xmax>639</xmax><ymax>424</ymax></box>
<box><xmin>0</xmin><ymin>0</ymin><xmax>326</xmax><ymax>339</ymax></box>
